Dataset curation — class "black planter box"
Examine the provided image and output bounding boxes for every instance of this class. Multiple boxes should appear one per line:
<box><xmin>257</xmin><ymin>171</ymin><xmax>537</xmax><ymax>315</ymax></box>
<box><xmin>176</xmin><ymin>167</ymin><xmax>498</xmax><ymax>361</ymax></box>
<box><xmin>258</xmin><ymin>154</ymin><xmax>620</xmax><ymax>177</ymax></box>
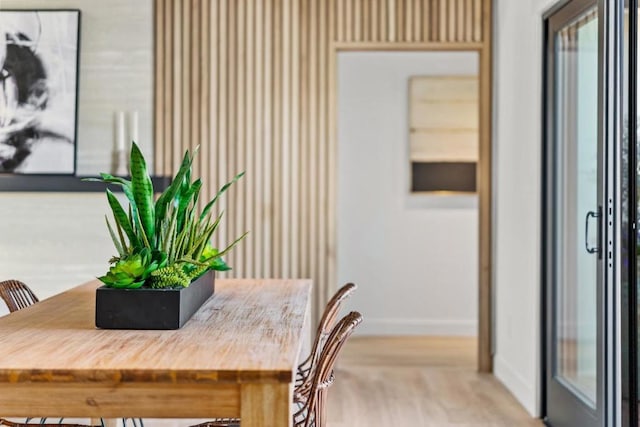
<box><xmin>95</xmin><ymin>270</ymin><xmax>215</xmax><ymax>330</ymax></box>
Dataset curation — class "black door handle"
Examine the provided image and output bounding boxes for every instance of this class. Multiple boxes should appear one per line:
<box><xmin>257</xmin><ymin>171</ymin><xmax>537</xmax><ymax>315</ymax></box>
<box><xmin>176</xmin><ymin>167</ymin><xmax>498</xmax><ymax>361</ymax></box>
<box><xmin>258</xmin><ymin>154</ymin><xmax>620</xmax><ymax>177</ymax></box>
<box><xmin>584</xmin><ymin>208</ymin><xmax>601</xmax><ymax>256</ymax></box>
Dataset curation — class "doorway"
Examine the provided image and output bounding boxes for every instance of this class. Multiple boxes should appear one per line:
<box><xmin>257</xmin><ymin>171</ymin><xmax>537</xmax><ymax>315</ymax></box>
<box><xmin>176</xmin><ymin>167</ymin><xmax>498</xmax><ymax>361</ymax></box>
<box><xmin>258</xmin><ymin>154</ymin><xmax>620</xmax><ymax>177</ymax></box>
<box><xmin>336</xmin><ymin>51</ymin><xmax>480</xmax><ymax>338</ymax></box>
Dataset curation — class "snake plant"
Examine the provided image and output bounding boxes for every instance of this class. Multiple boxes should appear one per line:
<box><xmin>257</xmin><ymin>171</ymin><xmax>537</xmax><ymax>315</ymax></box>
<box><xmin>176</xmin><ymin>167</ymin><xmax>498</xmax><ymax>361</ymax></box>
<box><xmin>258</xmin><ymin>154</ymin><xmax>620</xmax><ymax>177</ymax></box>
<box><xmin>87</xmin><ymin>143</ymin><xmax>247</xmax><ymax>289</ymax></box>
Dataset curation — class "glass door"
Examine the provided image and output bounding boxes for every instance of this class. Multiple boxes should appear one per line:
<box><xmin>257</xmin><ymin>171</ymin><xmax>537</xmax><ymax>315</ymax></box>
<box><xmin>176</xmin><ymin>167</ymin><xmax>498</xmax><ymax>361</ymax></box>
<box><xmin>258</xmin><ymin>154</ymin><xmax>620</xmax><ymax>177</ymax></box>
<box><xmin>545</xmin><ymin>1</ymin><xmax>604</xmax><ymax>426</ymax></box>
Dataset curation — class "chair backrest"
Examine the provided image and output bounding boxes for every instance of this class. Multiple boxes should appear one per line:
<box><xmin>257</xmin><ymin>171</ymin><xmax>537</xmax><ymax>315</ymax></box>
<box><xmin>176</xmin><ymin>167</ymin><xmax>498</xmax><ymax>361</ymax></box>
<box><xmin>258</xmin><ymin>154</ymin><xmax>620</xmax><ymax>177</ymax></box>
<box><xmin>318</xmin><ymin>283</ymin><xmax>357</xmax><ymax>337</ymax></box>
<box><xmin>295</xmin><ymin>311</ymin><xmax>362</xmax><ymax>427</ymax></box>
<box><xmin>0</xmin><ymin>280</ymin><xmax>39</xmax><ymax>312</ymax></box>
<box><xmin>306</xmin><ymin>283</ymin><xmax>356</xmax><ymax>364</ymax></box>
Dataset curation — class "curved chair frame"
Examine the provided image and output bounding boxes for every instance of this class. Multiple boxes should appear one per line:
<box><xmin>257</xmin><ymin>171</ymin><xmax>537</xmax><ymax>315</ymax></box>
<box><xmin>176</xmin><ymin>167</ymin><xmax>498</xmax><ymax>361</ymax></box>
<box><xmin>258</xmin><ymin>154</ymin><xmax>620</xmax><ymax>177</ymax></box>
<box><xmin>295</xmin><ymin>283</ymin><xmax>357</xmax><ymax>397</ymax></box>
<box><xmin>0</xmin><ymin>280</ymin><xmax>39</xmax><ymax>313</ymax></box>
<box><xmin>293</xmin><ymin>311</ymin><xmax>362</xmax><ymax>427</ymax></box>
<box><xmin>192</xmin><ymin>311</ymin><xmax>363</xmax><ymax>427</ymax></box>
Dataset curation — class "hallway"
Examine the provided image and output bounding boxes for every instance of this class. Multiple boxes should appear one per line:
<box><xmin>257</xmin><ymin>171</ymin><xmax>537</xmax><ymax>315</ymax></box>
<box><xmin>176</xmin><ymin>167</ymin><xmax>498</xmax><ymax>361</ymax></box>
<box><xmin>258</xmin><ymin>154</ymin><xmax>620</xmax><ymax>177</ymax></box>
<box><xmin>328</xmin><ymin>337</ymin><xmax>542</xmax><ymax>426</ymax></box>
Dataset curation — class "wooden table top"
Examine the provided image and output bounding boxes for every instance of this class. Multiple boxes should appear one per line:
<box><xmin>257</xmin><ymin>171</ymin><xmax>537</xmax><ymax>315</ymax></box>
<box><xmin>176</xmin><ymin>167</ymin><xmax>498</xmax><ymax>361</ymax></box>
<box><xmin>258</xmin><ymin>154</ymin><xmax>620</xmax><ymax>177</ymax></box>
<box><xmin>0</xmin><ymin>278</ymin><xmax>311</xmax><ymax>385</ymax></box>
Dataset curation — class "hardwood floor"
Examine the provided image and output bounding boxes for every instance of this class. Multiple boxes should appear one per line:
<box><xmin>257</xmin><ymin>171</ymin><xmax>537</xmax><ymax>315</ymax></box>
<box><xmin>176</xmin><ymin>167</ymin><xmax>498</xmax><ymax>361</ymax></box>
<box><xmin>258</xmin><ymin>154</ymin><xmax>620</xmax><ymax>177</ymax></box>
<box><xmin>44</xmin><ymin>337</ymin><xmax>540</xmax><ymax>427</ymax></box>
<box><xmin>327</xmin><ymin>337</ymin><xmax>543</xmax><ymax>427</ymax></box>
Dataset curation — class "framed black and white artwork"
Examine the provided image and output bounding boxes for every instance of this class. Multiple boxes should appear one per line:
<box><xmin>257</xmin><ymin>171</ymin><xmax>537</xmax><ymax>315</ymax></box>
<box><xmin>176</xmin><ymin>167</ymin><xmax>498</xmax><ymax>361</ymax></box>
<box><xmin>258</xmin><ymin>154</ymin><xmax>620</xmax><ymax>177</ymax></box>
<box><xmin>0</xmin><ymin>10</ymin><xmax>80</xmax><ymax>174</ymax></box>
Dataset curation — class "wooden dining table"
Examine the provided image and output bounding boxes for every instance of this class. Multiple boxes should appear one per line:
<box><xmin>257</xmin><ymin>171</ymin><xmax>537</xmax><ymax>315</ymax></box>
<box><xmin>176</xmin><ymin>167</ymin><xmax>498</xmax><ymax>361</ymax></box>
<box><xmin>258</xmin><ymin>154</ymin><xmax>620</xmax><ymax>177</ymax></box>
<box><xmin>0</xmin><ymin>278</ymin><xmax>312</xmax><ymax>427</ymax></box>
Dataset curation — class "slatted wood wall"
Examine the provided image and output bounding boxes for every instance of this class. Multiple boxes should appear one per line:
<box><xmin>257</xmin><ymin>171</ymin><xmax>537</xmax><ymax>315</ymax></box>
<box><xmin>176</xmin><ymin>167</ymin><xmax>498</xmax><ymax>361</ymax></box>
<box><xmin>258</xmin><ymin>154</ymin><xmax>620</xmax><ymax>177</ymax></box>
<box><xmin>333</xmin><ymin>0</ymin><xmax>484</xmax><ymax>43</ymax></box>
<box><xmin>154</xmin><ymin>0</ymin><xmax>491</xmax><ymax>370</ymax></box>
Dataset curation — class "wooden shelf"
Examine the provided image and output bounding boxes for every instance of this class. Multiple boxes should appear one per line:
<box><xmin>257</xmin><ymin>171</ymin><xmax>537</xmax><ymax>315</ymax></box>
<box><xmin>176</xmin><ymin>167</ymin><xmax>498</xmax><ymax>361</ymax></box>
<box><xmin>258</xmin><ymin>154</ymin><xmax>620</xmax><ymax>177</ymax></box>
<box><xmin>0</xmin><ymin>175</ymin><xmax>171</xmax><ymax>193</ymax></box>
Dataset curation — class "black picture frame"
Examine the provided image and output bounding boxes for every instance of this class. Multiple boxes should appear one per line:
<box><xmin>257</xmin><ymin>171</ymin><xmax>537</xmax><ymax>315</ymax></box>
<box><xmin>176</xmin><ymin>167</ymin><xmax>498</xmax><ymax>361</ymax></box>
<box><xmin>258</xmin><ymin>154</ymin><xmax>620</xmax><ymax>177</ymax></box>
<box><xmin>0</xmin><ymin>9</ymin><xmax>81</xmax><ymax>175</ymax></box>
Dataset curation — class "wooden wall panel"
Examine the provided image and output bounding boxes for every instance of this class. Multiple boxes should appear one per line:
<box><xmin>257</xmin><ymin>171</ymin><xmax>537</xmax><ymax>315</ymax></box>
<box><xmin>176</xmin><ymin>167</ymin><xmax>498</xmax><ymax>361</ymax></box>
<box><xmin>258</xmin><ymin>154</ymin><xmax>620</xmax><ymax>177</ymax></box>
<box><xmin>328</xmin><ymin>0</ymin><xmax>484</xmax><ymax>43</ymax></box>
<box><xmin>154</xmin><ymin>0</ymin><xmax>491</xmax><ymax>362</ymax></box>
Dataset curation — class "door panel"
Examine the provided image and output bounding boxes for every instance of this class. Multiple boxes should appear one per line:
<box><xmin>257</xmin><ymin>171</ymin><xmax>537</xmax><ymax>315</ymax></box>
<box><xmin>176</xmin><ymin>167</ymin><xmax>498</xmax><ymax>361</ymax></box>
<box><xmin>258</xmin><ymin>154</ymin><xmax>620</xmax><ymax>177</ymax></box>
<box><xmin>554</xmin><ymin>8</ymin><xmax>599</xmax><ymax>407</ymax></box>
<box><xmin>545</xmin><ymin>1</ymin><xmax>603</xmax><ymax>426</ymax></box>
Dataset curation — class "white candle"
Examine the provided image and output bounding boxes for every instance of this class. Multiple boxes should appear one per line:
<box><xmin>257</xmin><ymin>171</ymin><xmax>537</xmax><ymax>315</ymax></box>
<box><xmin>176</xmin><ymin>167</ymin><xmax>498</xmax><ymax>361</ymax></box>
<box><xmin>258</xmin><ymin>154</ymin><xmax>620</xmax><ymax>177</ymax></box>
<box><xmin>115</xmin><ymin>111</ymin><xmax>125</xmax><ymax>152</ymax></box>
<box><xmin>129</xmin><ymin>111</ymin><xmax>139</xmax><ymax>145</ymax></box>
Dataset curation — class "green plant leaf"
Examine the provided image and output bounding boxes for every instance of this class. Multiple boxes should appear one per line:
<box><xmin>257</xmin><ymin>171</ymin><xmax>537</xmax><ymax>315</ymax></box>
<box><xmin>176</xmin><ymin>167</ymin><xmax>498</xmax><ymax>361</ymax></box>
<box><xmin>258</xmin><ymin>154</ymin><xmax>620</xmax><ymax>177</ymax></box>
<box><xmin>89</xmin><ymin>174</ymin><xmax>142</xmax><ymax>238</ymax></box>
<box><xmin>210</xmin><ymin>257</ymin><xmax>231</xmax><ymax>271</ymax></box>
<box><xmin>176</xmin><ymin>179</ymin><xmax>202</xmax><ymax>233</ymax></box>
<box><xmin>105</xmin><ymin>216</ymin><xmax>125</xmax><ymax>257</ymax></box>
<box><xmin>155</xmin><ymin>151</ymin><xmax>192</xmax><ymax>230</ymax></box>
<box><xmin>130</xmin><ymin>143</ymin><xmax>156</xmax><ymax>247</ymax></box>
<box><xmin>106</xmin><ymin>189</ymin><xmax>140</xmax><ymax>249</ymax></box>
<box><xmin>216</xmin><ymin>231</ymin><xmax>250</xmax><ymax>259</ymax></box>
<box><xmin>199</xmin><ymin>172</ymin><xmax>245</xmax><ymax>222</ymax></box>
<box><xmin>83</xmin><ymin>174</ymin><xmax>131</xmax><ymax>186</ymax></box>
<box><xmin>200</xmin><ymin>244</ymin><xmax>218</xmax><ymax>261</ymax></box>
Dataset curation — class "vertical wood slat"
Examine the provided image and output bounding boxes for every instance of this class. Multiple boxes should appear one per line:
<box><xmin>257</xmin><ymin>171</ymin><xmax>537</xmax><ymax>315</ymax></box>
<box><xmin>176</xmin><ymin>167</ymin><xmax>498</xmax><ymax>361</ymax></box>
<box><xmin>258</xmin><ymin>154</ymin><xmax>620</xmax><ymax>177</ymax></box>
<box><xmin>154</xmin><ymin>0</ymin><xmax>490</xmax><ymax>347</ymax></box>
<box><xmin>319</xmin><ymin>0</ymin><xmax>330</xmax><ymax>310</ymax></box>
<box><xmin>380</xmin><ymin>0</ymin><xmax>388</xmax><ymax>42</ymax></box>
<box><xmin>166</xmin><ymin>0</ymin><xmax>174</xmax><ymax>175</ymax></box>
<box><xmin>200</xmin><ymin>0</ymin><xmax>210</xmax><ymax>213</ymax></box>
<box><xmin>345</xmin><ymin>0</ymin><xmax>353</xmax><ymax>42</ymax></box>
<box><xmin>465</xmin><ymin>0</ymin><xmax>473</xmax><ymax>42</ymax></box>
<box><xmin>217</xmin><ymin>0</ymin><xmax>229</xmax><ymax>258</ymax></box>
<box><xmin>226</xmin><ymin>0</ymin><xmax>237</xmax><ymax>271</ymax></box>
<box><xmin>262</xmin><ymin>0</ymin><xmax>273</xmax><ymax>277</ymax></box>
<box><xmin>308</xmin><ymin>0</ymin><xmax>319</xmax><ymax>304</ymax></box>
<box><xmin>172</xmin><ymin>0</ymin><xmax>182</xmax><ymax>173</ymax></box>
<box><xmin>343</xmin><ymin>0</ymin><xmax>350</xmax><ymax>42</ymax></box>
<box><xmin>245</xmin><ymin>0</ymin><xmax>255</xmax><ymax>278</ymax></box>
<box><xmin>290</xmin><ymin>0</ymin><xmax>300</xmax><ymax>279</ymax></box>
<box><xmin>439</xmin><ymin>0</ymin><xmax>446</xmax><ymax>41</ymax></box>
<box><xmin>191</xmin><ymin>0</ymin><xmax>201</xmax><ymax>180</ymax></box>
<box><xmin>272</xmin><ymin>0</ymin><xmax>282</xmax><ymax>277</ymax></box>
<box><xmin>451</xmin><ymin>0</ymin><xmax>457</xmax><ymax>41</ymax></box>
<box><xmin>448</xmin><ymin>0</ymin><xmax>455</xmax><ymax>41</ymax></box>
<box><xmin>456</xmin><ymin>0</ymin><xmax>464</xmax><ymax>41</ymax></box>
<box><xmin>253</xmin><ymin>0</ymin><xmax>264</xmax><ymax>278</ymax></box>
<box><xmin>386</xmin><ymin>0</ymin><xmax>394</xmax><ymax>41</ymax></box>
<box><xmin>404</xmin><ymin>0</ymin><xmax>412</xmax><ymax>42</ymax></box>
<box><xmin>154</xmin><ymin>0</ymin><xmax>165</xmax><ymax>175</ymax></box>
<box><xmin>281</xmin><ymin>0</ymin><xmax>291</xmax><ymax>277</ymax></box>
<box><xmin>354</xmin><ymin>0</ymin><xmax>362</xmax><ymax>42</ymax></box>
<box><xmin>208</xmin><ymin>0</ymin><xmax>218</xmax><ymax>247</ymax></box>
<box><xmin>327</xmin><ymin>0</ymin><xmax>338</xmax><ymax>319</ymax></box>
<box><xmin>362</xmin><ymin>0</ymin><xmax>370</xmax><ymax>42</ymax></box>
<box><xmin>430</xmin><ymin>0</ymin><xmax>438</xmax><ymax>41</ymax></box>
<box><xmin>422</xmin><ymin>0</ymin><xmax>430</xmax><ymax>42</ymax></box>
<box><xmin>396</xmin><ymin>0</ymin><xmax>403</xmax><ymax>42</ymax></box>
<box><xmin>413</xmin><ymin>0</ymin><xmax>421</xmax><ymax>42</ymax></box>
<box><xmin>236</xmin><ymin>0</ymin><xmax>247</xmax><ymax>275</ymax></box>
<box><xmin>299</xmin><ymin>0</ymin><xmax>309</xmax><ymax>286</ymax></box>
<box><xmin>336</xmin><ymin>0</ymin><xmax>344</xmax><ymax>41</ymax></box>
<box><xmin>474</xmin><ymin>0</ymin><xmax>482</xmax><ymax>41</ymax></box>
<box><xmin>398</xmin><ymin>0</ymin><xmax>404</xmax><ymax>41</ymax></box>
<box><xmin>370</xmin><ymin>0</ymin><xmax>379</xmax><ymax>42</ymax></box>
<box><xmin>181</xmin><ymin>0</ymin><xmax>191</xmax><ymax>172</ymax></box>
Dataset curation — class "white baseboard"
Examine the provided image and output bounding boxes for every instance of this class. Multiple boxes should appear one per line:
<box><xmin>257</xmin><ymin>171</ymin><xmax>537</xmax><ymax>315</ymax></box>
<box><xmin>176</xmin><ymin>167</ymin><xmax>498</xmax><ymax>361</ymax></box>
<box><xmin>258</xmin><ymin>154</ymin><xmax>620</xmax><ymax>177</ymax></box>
<box><xmin>493</xmin><ymin>354</ymin><xmax>538</xmax><ymax>417</ymax></box>
<box><xmin>357</xmin><ymin>317</ymin><xmax>477</xmax><ymax>336</ymax></box>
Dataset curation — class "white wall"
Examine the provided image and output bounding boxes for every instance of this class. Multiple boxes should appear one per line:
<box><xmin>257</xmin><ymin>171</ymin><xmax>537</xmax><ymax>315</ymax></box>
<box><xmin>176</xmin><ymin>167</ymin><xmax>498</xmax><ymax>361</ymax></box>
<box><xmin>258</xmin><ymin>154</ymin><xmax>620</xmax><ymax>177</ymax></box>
<box><xmin>0</xmin><ymin>193</ymin><xmax>117</xmax><ymax>316</ymax></box>
<box><xmin>0</xmin><ymin>1</ymin><xmax>153</xmax><ymax>314</ymax></box>
<box><xmin>0</xmin><ymin>0</ymin><xmax>154</xmax><ymax>173</ymax></box>
<box><xmin>337</xmin><ymin>51</ymin><xmax>479</xmax><ymax>336</ymax></box>
<box><xmin>493</xmin><ymin>0</ymin><xmax>559</xmax><ymax>417</ymax></box>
